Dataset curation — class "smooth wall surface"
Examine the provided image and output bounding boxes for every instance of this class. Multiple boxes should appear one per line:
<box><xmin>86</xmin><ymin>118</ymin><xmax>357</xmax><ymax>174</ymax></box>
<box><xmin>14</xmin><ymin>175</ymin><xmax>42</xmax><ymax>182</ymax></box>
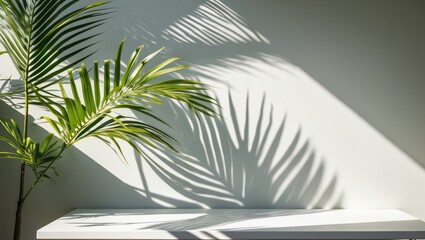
<box><xmin>1</xmin><ymin>1</ymin><xmax>425</xmax><ymax>239</ymax></box>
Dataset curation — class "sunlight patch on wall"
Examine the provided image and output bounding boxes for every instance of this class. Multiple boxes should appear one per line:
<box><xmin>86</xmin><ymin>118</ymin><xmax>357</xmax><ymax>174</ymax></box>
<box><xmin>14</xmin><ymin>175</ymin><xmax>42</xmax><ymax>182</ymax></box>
<box><xmin>186</xmin><ymin>52</ymin><xmax>425</xmax><ymax>216</ymax></box>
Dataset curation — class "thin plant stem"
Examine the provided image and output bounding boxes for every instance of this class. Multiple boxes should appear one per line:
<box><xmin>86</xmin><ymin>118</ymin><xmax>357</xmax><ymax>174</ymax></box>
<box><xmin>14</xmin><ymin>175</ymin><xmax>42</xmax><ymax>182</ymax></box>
<box><xmin>13</xmin><ymin>1</ymin><xmax>36</xmax><ymax>239</ymax></box>
<box><xmin>21</xmin><ymin>144</ymin><xmax>67</xmax><ymax>204</ymax></box>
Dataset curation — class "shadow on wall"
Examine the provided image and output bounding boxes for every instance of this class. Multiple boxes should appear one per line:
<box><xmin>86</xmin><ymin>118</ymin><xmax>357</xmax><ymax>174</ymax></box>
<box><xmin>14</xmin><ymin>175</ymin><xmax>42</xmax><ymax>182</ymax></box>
<box><xmin>101</xmin><ymin>0</ymin><xmax>425</xmax><ymax>170</ymax></box>
<box><xmin>100</xmin><ymin>0</ymin><xmax>277</xmax><ymax>72</ymax></box>
<box><xmin>0</xmin><ymin>94</ymin><xmax>341</xmax><ymax>239</ymax></box>
<box><xmin>136</xmin><ymin>92</ymin><xmax>342</xmax><ymax>209</ymax></box>
<box><xmin>109</xmin><ymin>0</ymin><xmax>270</xmax><ymax>46</ymax></box>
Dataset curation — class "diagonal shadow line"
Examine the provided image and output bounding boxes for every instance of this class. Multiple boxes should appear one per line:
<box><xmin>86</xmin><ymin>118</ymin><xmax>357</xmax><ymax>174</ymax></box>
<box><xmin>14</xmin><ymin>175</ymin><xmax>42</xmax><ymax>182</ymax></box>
<box><xmin>135</xmin><ymin>90</ymin><xmax>342</xmax><ymax>210</ymax></box>
<box><xmin>0</xmin><ymin>77</ymin><xmax>10</xmax><ymax>93</ymax></box>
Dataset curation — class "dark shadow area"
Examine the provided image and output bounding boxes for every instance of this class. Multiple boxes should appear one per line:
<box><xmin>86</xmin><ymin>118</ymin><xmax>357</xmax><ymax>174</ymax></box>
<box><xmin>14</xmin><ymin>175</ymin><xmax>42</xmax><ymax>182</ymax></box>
<box><xmin>0</xmin><ymin>100</ymin><xmax>72</xmax><ymax>240</ymax></box>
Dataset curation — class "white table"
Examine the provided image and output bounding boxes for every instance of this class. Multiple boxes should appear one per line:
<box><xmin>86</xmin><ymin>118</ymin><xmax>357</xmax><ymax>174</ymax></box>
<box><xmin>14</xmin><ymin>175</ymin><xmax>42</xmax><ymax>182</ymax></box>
<box><xmin>37</xmin><ymin>209</ymin><xmax>425</xmax><ymax>239</ymax></box>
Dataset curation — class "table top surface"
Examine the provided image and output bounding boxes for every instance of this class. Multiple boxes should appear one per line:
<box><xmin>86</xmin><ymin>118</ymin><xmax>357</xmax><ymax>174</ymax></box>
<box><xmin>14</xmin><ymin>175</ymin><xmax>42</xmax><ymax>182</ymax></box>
<box><xmin>37</xmin><ymin>209</ymin><xmax>425</xmax><ymax>239</ymax></box>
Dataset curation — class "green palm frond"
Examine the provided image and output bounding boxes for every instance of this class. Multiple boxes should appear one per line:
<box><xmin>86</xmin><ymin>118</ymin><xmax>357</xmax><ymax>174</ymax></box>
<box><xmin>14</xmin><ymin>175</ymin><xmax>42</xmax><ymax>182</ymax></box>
<box><xmin>0</xmin><ymin>0</ymin><xmax>110</xmax><ymax>100</ymax></box>
<box><xmin>0</xmin><ymin>118</ymin><xmax>63</xmax><ymax>178</ymax></box>
<box><xmin>0</xmin><ymin>2</ymin><xmax>220</xmax><ymax>238</ymax></box>
<box><xmin>40</xmin><ymin>39</ymin><xmax>218</xmax><ymax>160</ymax></box>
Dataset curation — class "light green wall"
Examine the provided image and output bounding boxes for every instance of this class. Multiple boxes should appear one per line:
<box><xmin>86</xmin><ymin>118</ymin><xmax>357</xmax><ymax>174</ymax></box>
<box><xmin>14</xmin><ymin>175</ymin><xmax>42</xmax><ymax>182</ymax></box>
<box><xmin>1</xmin><ymin>1</ymin><xmax>425</xmax><ymax>239</ymax></box>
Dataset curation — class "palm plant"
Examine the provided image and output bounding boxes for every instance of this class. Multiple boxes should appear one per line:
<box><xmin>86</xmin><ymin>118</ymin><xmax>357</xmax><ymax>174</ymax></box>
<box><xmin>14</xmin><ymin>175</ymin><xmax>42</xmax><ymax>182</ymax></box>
<box><xmin>0</xmin><ymin>1</ymin><xmax>217</xmax><ymax>240</ymax></box>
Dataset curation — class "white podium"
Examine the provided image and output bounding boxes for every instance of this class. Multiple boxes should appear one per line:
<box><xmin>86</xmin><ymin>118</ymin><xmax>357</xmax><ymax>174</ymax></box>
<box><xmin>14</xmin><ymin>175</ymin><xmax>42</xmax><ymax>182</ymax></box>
<box><xmin>37</xmin><ymin>209</ymin><xmax>425</xmax><ymax>239</ymax></box>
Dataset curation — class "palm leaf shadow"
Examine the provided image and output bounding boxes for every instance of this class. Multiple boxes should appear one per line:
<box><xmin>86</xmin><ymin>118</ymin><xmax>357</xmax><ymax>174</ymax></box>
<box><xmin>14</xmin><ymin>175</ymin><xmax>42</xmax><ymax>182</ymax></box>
<box><xmin>138</xmin><ymin>91</ymin><xmax>342</xmax><ymax>210</ymax></box>
<box><xmin>160</xmin><ymin>0</ymin><xmax>269</xmax><ymax>46</ymax></box>
<box><xmin>0</xmin><ymin>77</ymin><xmax>25</xmax><ymax>109</ymax></box>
